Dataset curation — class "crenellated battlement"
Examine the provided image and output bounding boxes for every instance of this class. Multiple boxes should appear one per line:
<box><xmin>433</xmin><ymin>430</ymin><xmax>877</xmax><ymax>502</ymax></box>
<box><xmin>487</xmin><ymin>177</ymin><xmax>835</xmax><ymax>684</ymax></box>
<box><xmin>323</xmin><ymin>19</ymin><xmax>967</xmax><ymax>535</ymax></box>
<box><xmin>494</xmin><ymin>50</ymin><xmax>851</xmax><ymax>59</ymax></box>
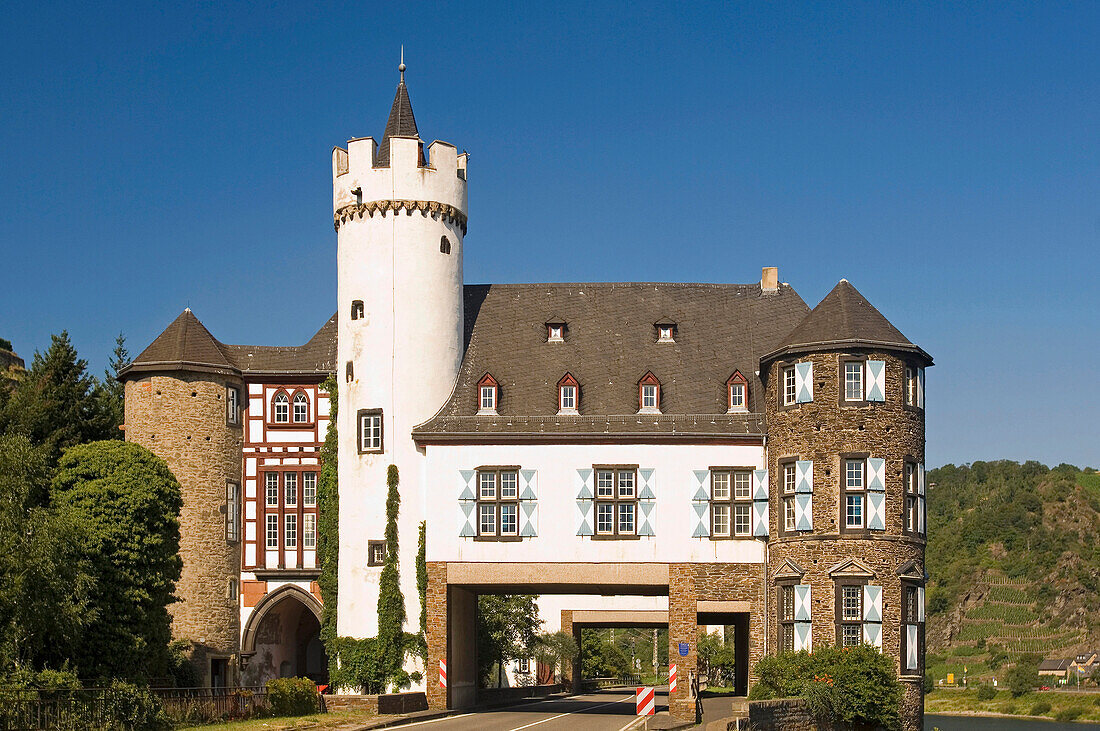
<box><xmin>332</xmin><ymin>136</ymin><xmax>467</xmax><ymax>218</ymax></box>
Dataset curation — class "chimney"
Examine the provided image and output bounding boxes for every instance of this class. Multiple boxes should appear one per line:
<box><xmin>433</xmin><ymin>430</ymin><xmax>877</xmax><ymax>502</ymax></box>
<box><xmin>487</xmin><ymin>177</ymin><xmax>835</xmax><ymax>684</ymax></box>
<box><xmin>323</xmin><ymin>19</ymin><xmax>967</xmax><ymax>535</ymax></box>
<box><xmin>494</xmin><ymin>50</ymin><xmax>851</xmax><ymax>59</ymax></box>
<box><xmin>761</xmin><ymin>267</ymin><xmax>779</xmax><ymax>294</ymax></box>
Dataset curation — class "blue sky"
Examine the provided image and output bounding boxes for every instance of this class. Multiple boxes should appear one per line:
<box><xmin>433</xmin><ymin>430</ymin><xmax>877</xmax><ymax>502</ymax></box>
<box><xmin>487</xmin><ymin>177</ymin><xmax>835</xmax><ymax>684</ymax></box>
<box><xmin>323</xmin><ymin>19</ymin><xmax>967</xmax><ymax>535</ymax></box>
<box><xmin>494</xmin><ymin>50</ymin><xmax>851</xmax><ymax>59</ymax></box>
<box><xmin>1</xmin><ymin>2</ymin><xmax>1096</xmax><ymax>468</ymax></box>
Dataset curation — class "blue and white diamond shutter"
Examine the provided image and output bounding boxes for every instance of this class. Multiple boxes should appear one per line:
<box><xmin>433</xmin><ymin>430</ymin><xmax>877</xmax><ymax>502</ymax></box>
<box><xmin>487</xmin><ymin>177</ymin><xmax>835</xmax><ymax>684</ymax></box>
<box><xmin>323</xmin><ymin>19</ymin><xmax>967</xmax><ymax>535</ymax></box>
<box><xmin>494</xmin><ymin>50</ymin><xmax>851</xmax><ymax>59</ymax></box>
<box><xmin>753</xmin><ymin>469</ymin><xmax>769</xmax><ymax>536</ymax></box>
<box><xmin>519</xmin><ymin>469</ymin><xmax>538</xmax><ymax>537</ymax></box>
<box><xmin>866</xmin><ymin>360</ymin><xmax>886</xmax><ymax>402</ymax></box>
<box><xmin>862</xmin><ymin>585</ymin><xmax>883</xmax><ymax>648</ymax></box>
<box><xmin>794</xmin><ymin>584</ymin><xmax>812</xmax><ymax>651</ymax></box>
<box><xmin>459</xmin><ymin>469</ymin><xmax>477</xmax><ymax>537</ymax></box>
<box><xmin>906</xmin><ymin>624</ymin><xmax>919</xmax><ymax>670</ymax></box>
<box><xmin>867</xmin><ymin>457</ymin><xmax>886</xmax><ymax>530</ymax></box>
<box><xmin>692</xmin><ymin>469</ymin><xmax>710</xmax><ymax>538</ymax></box>
<box><xmin>794</xmin><ymin>460</ymin><xmax>813</xmax><ymax>531</ymax></box>
<box><xmin>795</xmin><ymin>362</ymin><xmax>814</xmax><ymax>403</ymax></box>
<box><xmin>576</xmin><ymin>468</ymin><xmax>594</xmax><ymax>536</ymax></box>
<box><xmin>916</xmin><ymin>367</ymin><xmax>925</xmax><ymax>409</ymax></box>
<box><xmin>638</xmin><ymin>468</ymin><xmax>656</xmax><ymax>536</ymax></box>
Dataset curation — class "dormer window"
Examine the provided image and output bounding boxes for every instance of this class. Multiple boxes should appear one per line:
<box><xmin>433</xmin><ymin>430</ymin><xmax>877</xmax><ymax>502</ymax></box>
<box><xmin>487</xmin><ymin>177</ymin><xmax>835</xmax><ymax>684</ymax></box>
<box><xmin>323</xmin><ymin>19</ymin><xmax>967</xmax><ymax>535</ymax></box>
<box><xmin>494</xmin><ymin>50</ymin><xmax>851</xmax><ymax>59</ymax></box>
<box><xmin>655</xmin><ymin>319</ymin><xmax>676</xmax><ymax>343</ymax></box>
<box><xmin>558</xmin><ymin>373</ymin><xmax>579</xmax><ymax>415</ymax></box>
<box><xmin>351</xmin><ymin>300</ymin><xmax>364</xmax><ymax>320</ymax></box>
<box><xmin>477</xmin><ymin>373</ymin><xmax>499</xmax><ymax>415</ymax></box>
<box><xmin>638</xmin><ymin>371</ymin><xmax>661</xmax><ymax>414</ymax></box>
<box><xmin>546</xmin><ymin>318</ymin><xmax>566</xmax><ymax>343</ymax></box>
<box><xmin>727</xmin><ymin>371</ymin><xmax>749</xmax><ymax>412</ymax></box>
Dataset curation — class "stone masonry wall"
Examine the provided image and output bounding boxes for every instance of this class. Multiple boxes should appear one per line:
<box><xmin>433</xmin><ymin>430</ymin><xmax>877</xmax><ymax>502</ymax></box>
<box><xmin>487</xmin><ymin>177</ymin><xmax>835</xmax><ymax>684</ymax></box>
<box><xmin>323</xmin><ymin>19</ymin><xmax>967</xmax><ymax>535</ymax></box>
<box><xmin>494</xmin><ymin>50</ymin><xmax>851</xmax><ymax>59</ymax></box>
<box><xmin>763</xmin><ymin>349</ymin><xmax>926</xmax><ymax>729</ymax></box>
<box><xmin>125</xmin><ymin>372</ymin><xmax>243</xmax><ymax>683</ymax></box>
<box><xmin>692</xmin><ymin>563</ymin><xmax>766</xmax><ymax>688</ymax></box>
<box><xmin>425</xmin><ymin>562</ymin><xmax>448</xmax><ymax>709</ymax></box>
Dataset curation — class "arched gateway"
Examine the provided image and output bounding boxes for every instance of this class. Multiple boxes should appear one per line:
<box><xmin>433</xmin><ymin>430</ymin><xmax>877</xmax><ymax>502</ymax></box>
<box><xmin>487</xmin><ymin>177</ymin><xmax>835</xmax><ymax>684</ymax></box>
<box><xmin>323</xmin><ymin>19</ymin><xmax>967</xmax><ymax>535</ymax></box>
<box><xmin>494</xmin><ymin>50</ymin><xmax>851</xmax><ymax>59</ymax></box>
<box><xmin>240</xmin><ymin>585</ymin><xmax>328</xmax><ymax>687</ymax></box>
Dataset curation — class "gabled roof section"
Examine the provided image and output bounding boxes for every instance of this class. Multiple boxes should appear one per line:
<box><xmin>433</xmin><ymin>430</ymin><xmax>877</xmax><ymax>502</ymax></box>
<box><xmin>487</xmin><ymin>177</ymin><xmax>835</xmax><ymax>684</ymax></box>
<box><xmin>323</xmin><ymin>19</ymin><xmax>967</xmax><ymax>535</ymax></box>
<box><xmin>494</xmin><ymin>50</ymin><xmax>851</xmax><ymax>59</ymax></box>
<box><xmin>895</xmin><ymin>559</ymin><xmax>927</xmax><ymax>582</ymax></box>
<box><xmin>763</xmin><ymin>279</ymin><xmax>932</xmax><ymax>365</ymax></box>
<box><xmin>374</xmin><ymin>78</ymin><xmax>420</xmax><ymax>167</ymax></box>
<box><xmin>413</xmin><ymin>281</ymin><xmax>809</xmax><ymax>440</ymax></box>
<box><xmin>828</xmin><ymin>557</ymin><xmax>877</xmax><ymax>579</ymax></box>
<box><xmin>773</xmin><ymin>559</ymin><xmax>806</xmax><ymax>581</ymax></box>
<box><xmin>121</xmin><ymin>311</ymin><xmax>337</xmax><ymax>379</ymax></box>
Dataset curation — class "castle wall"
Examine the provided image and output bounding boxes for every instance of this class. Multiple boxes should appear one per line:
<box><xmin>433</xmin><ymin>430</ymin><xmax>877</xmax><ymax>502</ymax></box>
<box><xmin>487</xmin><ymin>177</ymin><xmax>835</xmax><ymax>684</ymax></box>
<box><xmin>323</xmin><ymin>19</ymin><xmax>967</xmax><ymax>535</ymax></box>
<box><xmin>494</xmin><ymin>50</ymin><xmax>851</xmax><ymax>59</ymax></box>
<box><xmin>124</xmin><ymin>373</ymin><xmax>243</xmax><ymax>684</ymax></box>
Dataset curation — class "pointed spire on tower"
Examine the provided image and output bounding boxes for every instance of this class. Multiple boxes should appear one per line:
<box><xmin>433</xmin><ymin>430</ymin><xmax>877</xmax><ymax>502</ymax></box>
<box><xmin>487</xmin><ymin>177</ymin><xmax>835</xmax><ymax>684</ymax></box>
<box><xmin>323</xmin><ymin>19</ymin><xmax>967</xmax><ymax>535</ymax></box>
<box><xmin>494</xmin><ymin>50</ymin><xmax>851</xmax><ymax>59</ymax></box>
<box><xmin>375</xmin><ymin>48</ymin><xmax>421</xmax><ymax>167</ymax></box>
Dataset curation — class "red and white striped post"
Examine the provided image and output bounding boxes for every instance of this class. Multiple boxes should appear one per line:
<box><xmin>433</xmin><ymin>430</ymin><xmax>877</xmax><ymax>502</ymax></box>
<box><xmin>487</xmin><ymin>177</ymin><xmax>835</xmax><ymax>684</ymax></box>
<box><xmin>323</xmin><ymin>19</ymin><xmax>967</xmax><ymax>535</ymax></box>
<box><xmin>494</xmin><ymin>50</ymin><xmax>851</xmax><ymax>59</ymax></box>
<box><xmin>636</xmin><ymin>686</ymin><xmax>655</xmax><ymax>716</ymax></box>
<box><xmin>439</xmin><ymin>658</ymin><xmax>447</xmax><ymax>689</ymax></box>
<box><xmin>669</xmin><ymin>663</ymin><xmax>678</xmax><ymax>694</ymax></box>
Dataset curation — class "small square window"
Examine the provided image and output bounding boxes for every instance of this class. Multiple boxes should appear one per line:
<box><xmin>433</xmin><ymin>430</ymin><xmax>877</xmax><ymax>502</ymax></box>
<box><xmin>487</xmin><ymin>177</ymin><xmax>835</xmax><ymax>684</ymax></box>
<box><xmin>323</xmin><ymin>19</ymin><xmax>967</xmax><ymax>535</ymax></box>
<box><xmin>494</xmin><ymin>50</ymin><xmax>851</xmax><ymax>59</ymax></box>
<box><xmin>368</xmin><ymin>540</ymin><xmax>387</xmax><ymax>566</ymax></box>
<box><xmin>358</xmin><ymin>410</ymin><xmax>383</xmax><ymax>452</ymax></box>
<box><xmin>658</xmin><ymin>326</ymin><xmax>674</xmax><ymax>342</ymax></box>
<box><xmin>548</xmin><ymin>325</ymin><xmax>563</xmax><ymax>342</ymax></box>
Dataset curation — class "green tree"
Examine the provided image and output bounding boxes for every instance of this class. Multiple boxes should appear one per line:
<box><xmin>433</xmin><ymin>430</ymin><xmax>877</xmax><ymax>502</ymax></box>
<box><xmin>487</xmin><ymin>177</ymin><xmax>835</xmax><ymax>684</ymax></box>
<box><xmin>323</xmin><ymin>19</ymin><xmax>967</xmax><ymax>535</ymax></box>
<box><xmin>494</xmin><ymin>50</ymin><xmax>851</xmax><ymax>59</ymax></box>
<box><xmin>376</xmin><ymin>464</ymin><xmax>408</xmax><ymax>689</ymax></box>
<box><xmin>416</xmin><ymin>520</ymin><xmax>428</xmax><ymax>661</ymax></box>
<box><xmin>316</xmin><ymin>378</ymin><xmax>339</xmax><ymax>662</ymax></box>
<box><xmin>1006</xmin><ymin>660</ymin><xmax>1039</xmax><ymax>697</ymax></box>
<box><xmin>0</xmin><ymin>434</ymin><xmax>94</xmax><ymax>672</ymax></box>
<box><xmin>96</xmin><ymin>332</ymin><xmax>128</xmax><ymax>436</ymax></box>
<box><xmin>1</xmin><ymin>332</ymin><xmax>112</xmax><ymax>468</ymax></box>
<box><xmin>478</xmin><ymin>595</ymin><xmax>540</xmax><ymax>687</ymax></box>
<box><xmin>533</xmin><ymin>631</ymin><xmax>579</xmax><ymax>683</ymax></box>
<box><xmin>579</xmin><ymin>628</ymin><xmax>631</xmax><ymax>680</ymax></box>
<box><xmin>51</xmin><ymin>440</ymin><xmax>183</xmax><ymax>681</ymax></box>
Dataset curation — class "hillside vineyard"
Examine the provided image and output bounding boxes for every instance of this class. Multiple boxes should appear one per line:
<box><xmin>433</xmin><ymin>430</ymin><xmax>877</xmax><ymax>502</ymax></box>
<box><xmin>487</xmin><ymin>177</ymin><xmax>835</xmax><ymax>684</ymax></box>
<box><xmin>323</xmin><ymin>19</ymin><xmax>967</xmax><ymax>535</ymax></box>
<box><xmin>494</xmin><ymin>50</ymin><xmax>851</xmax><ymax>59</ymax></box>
<box><xmin>120</xmin><ymin>62</ymin><xmax>933</xmax><ymax>728</ymax></box>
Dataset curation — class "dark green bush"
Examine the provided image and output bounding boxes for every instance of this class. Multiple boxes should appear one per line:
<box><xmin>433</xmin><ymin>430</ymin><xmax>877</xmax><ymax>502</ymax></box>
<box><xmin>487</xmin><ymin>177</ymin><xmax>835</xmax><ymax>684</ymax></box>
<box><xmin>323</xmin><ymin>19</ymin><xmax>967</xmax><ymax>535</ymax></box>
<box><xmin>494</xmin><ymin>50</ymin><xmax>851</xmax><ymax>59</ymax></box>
<box><xmin>1054</xmin><ymin>706</ymin><xmax>1083</xmax><ymax>722</ymax></box>
<box><xmin>103</xmin><ymin>680</ymin><xmax>170</xmax><ymax>730</ymax></box>
<box><xmin>266</xmin><ymin>677</ymin><xmax>318</xmax><ymax>717</ymax></box>
<box><xmin>750</xmin><ymin>646</ymin><xmax>901</xmax><ymax>730</ymax></box>
<box><xmin>976</xmin><ymin>682</ymin><xmax>997</xmax><ymax>700</ymax></box>
<box><xmin>1030</xmin><ymin>699</ymin><xmax>1052</xmax><ymax>715</ymax></box>
<box><xmin>1006</xmin><ymin>661</ymin><xmax>1039</xmax><ymax>697</ymax></box>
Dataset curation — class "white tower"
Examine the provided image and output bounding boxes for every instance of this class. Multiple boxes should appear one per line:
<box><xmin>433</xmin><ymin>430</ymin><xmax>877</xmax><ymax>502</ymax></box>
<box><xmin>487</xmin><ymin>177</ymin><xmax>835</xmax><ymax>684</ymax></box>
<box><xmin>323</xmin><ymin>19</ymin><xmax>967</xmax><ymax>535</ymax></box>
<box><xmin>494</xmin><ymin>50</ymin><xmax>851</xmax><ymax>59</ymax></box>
<box><xmin>332</xmin><ymin>60</ymin><xmax>467</xmax><ymax>683</ymax></box>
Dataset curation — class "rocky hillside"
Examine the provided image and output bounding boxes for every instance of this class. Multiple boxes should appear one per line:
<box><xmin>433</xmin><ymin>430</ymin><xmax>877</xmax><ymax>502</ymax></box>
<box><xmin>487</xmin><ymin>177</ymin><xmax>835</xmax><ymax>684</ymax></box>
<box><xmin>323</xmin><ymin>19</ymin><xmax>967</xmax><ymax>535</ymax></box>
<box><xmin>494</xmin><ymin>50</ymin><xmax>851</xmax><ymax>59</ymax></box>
<box><xmin>0</xmin><ymin>338</ymin><xmax>24</xmax><ymax>387</ymax></box>
<box><xmin>925</xmin><ymin>461</ymin><xmax>1100</xmax><ymax>681</ymax></box>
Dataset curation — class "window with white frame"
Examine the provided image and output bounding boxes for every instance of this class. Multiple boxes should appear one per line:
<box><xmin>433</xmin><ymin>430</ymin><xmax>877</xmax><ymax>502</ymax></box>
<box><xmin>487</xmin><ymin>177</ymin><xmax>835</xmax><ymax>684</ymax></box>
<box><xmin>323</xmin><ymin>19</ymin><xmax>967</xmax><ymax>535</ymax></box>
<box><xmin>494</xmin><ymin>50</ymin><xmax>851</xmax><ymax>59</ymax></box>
<box><xmin>711</xmin><ymin>469</ymin><xmax>753</xmax><ymax>537</ymax></box>
<box><xmin>477</xmin><ymin>374</ymin><xmax>499</xmax><ymax>414</ymax></box>
<box><xmin>843</xmin><ymin>458</ymin><xmax>866</xmax><ymax>530</ymax></box>
<box><xmin>476</xmin><ymin>469</ymin><xmax>519</xmax><ymax>538</ymax></box>
<box><xmin>225</xmin><ymin>481</ymin><xmax>239</xmax><ymax>543</ymax></box>
<box><xmin>844</xmin><ymin>361</ymin><xmax>865</xmax><ymax>402</ymax></box>
<box><xmin>902</xmin><ymin>582</ymin><xmax>924</xmax><ymax>672</ymax></box>
<box><xmin>547</xmin><ymin>324</ymin><xmax>564</xmax><ymax>342</ymax></box>
<box><xmin>480</xmin><ymin>385</ymin><xmax>496</xmax><ymax>411</ymax></box>
<box><xmin>303</xmin><ymin>513</ymin><xmax>316</xmax><ymax>549</ymax></box>
<box><xmin>783</xmin><ymin>366</ymin><xmax>796</xmax><ymax>406</ymax></box>
<box><xmin>358</xmin><ymin>409</ymin><xmax>383</xmax><ymax>453</ymax></box>
<box><xmin>265</xmin><ymin>472</ymin><xmax>279</xmax><ymax>508</ymax></box>
<box><xmin>227</xmin><ymin>387</ymin><xmax>240</xmax><ymax>425</ymax></box>
<box><xmin>284</xmin><ymin>472</ymin><xmax>297</xmax><ymax>507</ymax></box>
<box><xmin>642</xmin><ymin>385</ymin><xmax>657</xmax><ymax>409</ymax></box>
<box><xmin>727</xmin><ymin>371</ymin><xmax>748</xmax><ymax>412</ymax></box>
<box><xmin>303</xmin><ymin>472</ymin><xmax>317</xmax><ymax>507</ymax></box>
<box><xmin>657</xmin><ymin>325</ymin><xmax>674</xmax><ymax>342</ymax></box>
<box><xmin>266</xmin><ymin>514</ymin><xmax>279</xmax><ymax>549</ymax></box>
<box><xmin>259</xmin><ymin>469</ymin><xmax>320</xmax><ymax>569</ymax></box>
<box><xmin>292</xmin><ymin>392</ymin><xmax>309</xmax><ymax>423</ymax></box>
<box><xmin>285</xmin><ymin>514</ymin><xmax>297</xmax><ymax>548</ymax></box>
<box><xmin>273</xmin><ymin>392</ymin><xmax>290</xmax><ymax>423</ymax></box>
<box><xmin>560</xmin><ymin>384</ymin><xmax>576</xmax><ymax>410</ymax></box>
<box><xmin>782</xmin><ymin>462</ymin><xmax>796</xmax><ymax>533</ymax></box>
<box><xmin>594</xmin><ymin>468</ymin><xmax>636</xmax><ymax>537</ymax></box>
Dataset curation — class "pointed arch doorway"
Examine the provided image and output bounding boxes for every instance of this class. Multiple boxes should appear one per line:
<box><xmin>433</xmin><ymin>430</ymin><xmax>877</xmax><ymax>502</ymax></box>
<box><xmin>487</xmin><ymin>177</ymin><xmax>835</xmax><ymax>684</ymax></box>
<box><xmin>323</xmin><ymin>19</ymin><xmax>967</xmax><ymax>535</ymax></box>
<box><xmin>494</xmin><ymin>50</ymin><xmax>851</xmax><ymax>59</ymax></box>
<box><xmin>240</xmin><ymin>584</ymin><xmax>328</xmax><ymax>686</ymax></box>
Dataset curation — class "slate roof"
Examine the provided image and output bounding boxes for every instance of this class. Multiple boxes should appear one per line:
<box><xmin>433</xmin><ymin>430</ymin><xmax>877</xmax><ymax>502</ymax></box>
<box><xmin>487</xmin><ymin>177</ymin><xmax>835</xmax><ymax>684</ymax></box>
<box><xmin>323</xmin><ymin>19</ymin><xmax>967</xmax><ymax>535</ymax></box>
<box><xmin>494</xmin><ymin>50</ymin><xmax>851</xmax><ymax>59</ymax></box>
<box><xmin>121</xmin><ymin>309</ymin><xmax>337</xmax><ymax>379</ymax></box>
<box><xmin>413</xmin><ymin>282</ymin><xmax>809</xmax><ymax>439</ymax></box>
<box><xmin>374</xmin><ymin>79</ymin><xmax>420</xmax><ymax>168</ymax></box>
<box><xmin>762</xmin><ymin>279</ymin><xmax>933</xmax><ymax>365</ymax></box>
<box><xmin>1039</xmin><ymin>658</ymin><xmax>1073</xmax><ymax>672</ymax></box>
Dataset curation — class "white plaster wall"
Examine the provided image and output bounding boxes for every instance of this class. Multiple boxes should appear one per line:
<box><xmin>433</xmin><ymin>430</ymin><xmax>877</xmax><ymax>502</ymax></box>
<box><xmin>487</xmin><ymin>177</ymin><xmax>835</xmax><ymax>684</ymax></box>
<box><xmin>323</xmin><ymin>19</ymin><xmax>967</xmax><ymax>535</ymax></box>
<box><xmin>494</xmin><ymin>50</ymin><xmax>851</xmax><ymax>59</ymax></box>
<box><xmin>334</xmin><ymin>135</ymin><xmax>467</xmax><ymax>667</ymax></box>
<box><xmin>424</xmin><ymin>443</ymin><xmax>767</xmax><ymax>564</ymax></box>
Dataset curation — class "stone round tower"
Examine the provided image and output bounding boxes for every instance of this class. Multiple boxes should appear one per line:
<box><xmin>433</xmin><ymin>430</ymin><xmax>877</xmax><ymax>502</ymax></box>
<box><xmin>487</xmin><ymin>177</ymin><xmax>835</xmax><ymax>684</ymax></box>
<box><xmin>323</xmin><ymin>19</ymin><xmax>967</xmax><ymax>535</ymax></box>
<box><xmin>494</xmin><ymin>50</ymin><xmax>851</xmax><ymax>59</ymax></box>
<box><xmin>761</xmin><ymin>280</ymin><xmax>932</xmax><ymax>731</ymax></box>
<box><xmin>332</xmin><ymin>63</ymin><xmax>468</xmax><ymax>671</ymax></box>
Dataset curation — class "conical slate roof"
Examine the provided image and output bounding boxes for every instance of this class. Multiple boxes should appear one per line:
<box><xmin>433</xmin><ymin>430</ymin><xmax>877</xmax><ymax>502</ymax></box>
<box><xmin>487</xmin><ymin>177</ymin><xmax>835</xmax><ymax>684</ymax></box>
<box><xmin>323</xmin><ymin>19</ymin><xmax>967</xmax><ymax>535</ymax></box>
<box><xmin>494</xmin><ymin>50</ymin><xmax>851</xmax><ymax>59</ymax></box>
<box><xmin>762</xmin><ymin>280</ymin><xmax>932</xmax><ymax>364</ymax></box>
<box><xmin>374</xmin><ymin>80</ymin><xmax>420</xmax><ymax>167</ymax></box>
<box><xmin>121</xmin><ymin>310</ymin><xmax>337</xmax><ymax>379</ymax></box>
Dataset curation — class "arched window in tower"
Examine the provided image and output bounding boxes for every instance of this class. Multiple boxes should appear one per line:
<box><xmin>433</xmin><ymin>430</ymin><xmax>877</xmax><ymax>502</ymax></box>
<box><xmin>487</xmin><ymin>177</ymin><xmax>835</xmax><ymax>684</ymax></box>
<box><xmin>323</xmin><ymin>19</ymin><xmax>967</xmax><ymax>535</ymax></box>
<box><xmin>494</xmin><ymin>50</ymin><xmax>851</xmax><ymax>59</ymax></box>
<box><xmin>440</xmin><ymin>236</ymin><xmax>451</xmax><ymax>255</ymax></box>
<box><xmin>272</xmin><ymin>392</ymin><xmax>289</xmax><ymax>423</ymax></box>
<box><xmin>292</xmin><ymin>392</ymin><xmax>309</xmax><ymax>423</ymax></box>
<box><xmin>351</xmin><ymin>300</ymin><xmax>364</xmax><ymax>320</ymax></box>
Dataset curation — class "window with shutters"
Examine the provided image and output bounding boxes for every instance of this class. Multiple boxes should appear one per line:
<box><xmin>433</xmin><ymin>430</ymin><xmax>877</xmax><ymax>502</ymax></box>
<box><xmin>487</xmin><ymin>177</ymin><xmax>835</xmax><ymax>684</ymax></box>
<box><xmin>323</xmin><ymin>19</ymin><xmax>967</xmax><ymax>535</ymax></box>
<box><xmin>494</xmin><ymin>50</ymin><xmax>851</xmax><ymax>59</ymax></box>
<box><xmin>835</xmin><ymin>581</ymin><xmax>867</xmax><ymax>647</ymax></box>
<box><xmin>782</xmin><ymin>366</ymin><xmax>797</xmax><ymax>406</ymax></box>
<box><xmin>259</xmin><ymin>468</ymin><xmax>320</xmax><ymax>569</ymax></box>
<box><xmin>901</xmin><ymin>582</ymin><xmax>925</xmax><ymax>673</ymax></box>
<box><xmin>842</xmin><ymin>457</ymin><xmax>867</xmax><ymax>532</ymax></box>
<box><xmin>710</xmin><ymin>469</ymin><xmax>753</xmax><ymax>538</ymax></box>
<box><xmin>358</xmin><ymin>409</ymin><xmax>383</xmax><ymax>453</ymax></box>
<box><xmin>778</xmin><ymin>583</ymin><xmax>796</xmax><ymax>652</ymax></box>
<box><xmin>476</xmin><ymin>468</ymin><xmax>520</xmax><ymax>540</ymax></box>
<box><xmin>904</xmin><ymin>462</ymin><xmax>919</xmax><ymax>535</ymax></box>
<box><xmin>842</xmin><ymin>359</ymin><xmax>866</xmax><ymax>403</ymax></box>
<box><xmin>780</xmin><ymin>460</ymin><xmax>797</xmax><ymax>535</ymax></box>
<box><xmin>594</xmin><ymin>467</ymin><xmax>638</xmax><ymax>538</ymax></box>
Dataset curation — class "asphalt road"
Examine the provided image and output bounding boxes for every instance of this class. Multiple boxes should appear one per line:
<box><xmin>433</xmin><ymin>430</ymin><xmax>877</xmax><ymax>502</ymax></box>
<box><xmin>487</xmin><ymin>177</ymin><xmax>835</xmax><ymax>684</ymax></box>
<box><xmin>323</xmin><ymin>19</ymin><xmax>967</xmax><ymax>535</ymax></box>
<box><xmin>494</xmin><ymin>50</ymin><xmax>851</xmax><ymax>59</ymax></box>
<box><xmin>399</xmin><ymin>688</ymin><xmax>669</xmax><ymax>731</ymax></box>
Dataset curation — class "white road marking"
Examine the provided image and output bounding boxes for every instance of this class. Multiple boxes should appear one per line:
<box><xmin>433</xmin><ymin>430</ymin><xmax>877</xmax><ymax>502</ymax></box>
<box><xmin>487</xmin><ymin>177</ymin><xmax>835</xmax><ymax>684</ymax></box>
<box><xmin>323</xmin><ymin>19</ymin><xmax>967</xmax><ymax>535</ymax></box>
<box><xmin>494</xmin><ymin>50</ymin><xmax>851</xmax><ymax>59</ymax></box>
<box><xmin>615</xmin><ymin>716</ymin><xmax>648</xmax><ymax>731</ymax></box>
<box><xmin>397</xmin><ymin>712</ymin><xmax>477</xmax><ymax>728</ymax></box>
<box><xmin>505</xmin><ymin>694</ymin><xmax>634</xmax><ymax>731</ymax></box>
